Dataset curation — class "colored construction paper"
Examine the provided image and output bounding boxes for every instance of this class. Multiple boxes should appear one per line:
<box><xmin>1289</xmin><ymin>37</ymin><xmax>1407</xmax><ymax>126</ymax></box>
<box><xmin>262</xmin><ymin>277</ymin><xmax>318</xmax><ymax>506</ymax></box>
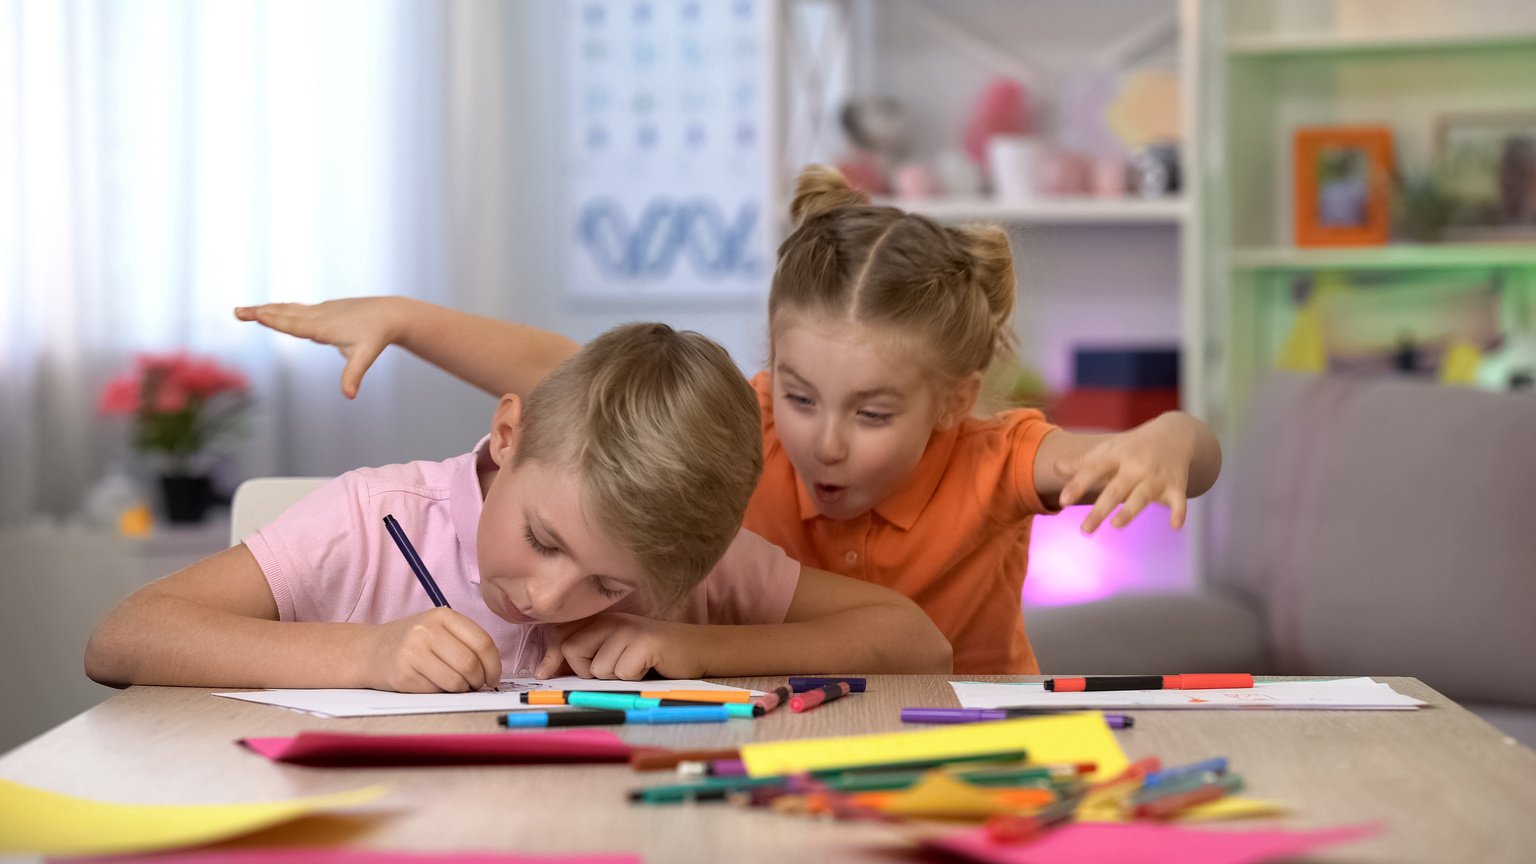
<box><xmin>241</xmin><ymin>730</ymin><xmax>632</xmax><ymax>767</ymax></box>
<box><xmin>216</xmin><ymin>677</ymin><xmax>757</xmax><ymax>718</ymax></box>
<box><xmin>739</xmin><ymin>712</ymin><xmax>1128</xmax><ymax>780</ymax></box>
<box><xmin>0</xmin><ymin>780</ymin><xmax>387</xmax><ymax>857</ymax></box>
<box><xmin>60</xmin><ymin>851</ymin><xmax>640</xmax><ymax>864</ymax></box>
<box><xmin>921</xmin><ymin>821</ymin><xmax>1382</xmax><ymax>864</ymax></box>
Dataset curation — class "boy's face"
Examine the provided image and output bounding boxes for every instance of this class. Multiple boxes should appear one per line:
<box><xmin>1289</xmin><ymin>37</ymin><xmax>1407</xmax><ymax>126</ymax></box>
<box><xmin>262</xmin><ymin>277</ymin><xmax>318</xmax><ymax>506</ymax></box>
<box><xmin>771</xmin><ymin>317</ymin><xmax>953</xmax><ymax>520</ymax></box>
<box><xmin>475</xmin><ymin>397</ymin><xmax>646</xmax><ymax>624</ymax></box>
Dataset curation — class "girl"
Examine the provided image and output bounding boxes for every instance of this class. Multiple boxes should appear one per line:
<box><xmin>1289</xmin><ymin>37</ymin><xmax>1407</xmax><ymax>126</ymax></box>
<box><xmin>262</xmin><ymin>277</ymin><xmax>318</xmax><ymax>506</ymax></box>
<box><xmin>236</xmin><ymin>166</ymin><xmax>1220</xmax><ymax>674</ymax></box>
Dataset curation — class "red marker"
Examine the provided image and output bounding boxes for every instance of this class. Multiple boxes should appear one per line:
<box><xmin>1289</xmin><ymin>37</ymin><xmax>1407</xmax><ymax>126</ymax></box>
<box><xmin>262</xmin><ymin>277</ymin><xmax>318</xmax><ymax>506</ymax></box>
<box><xmin>1044</xmin><ymin>674</ymin><xmax>1253</xmax><ymax>692</ymax></box>
<box><xmin>790</xmin><ymin>682</ymin><xmax>851</xmax><ymax>712</ymax></box>
<box><xmin>755</xmin><ymin>686</ymin><xmax>793</xmax><ymax>716</ymax></box>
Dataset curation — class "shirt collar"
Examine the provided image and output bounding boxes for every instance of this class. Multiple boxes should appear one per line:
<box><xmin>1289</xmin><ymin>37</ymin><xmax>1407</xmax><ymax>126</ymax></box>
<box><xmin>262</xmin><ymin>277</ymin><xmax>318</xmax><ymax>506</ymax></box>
<box><xmin>795</xmin><ymin>424</ymin><xmax>960</xmax><ymax>532</ymax></box>
<box><xmin>450</xmin><ymin>435</ymin><xmax>494</xmax><ymax>584</ymax></box>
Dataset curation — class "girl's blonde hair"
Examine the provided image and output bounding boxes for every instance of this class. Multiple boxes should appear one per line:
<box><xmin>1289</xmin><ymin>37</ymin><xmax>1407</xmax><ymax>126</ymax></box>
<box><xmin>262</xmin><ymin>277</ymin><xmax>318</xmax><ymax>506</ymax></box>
<box><xmin>515</xmin><ymin>323</ymin><xmax>763</xmax><ymax>610</ymax></box>
<box><xmin>771</xmin><ymin>165</ymin><xmax>1018</xmax><ymax>387</ymax></box>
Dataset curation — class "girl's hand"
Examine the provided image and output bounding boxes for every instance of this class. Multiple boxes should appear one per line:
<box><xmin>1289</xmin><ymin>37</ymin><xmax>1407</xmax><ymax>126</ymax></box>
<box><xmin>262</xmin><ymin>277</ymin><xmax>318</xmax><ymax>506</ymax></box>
<box><xmin>1056</xmin><ymin>413</ymin><xmax>1199</xmax><ymax>534</ymax></box>
<box><xmin>234</xmin><ymin>298</ymin><xmax>408</xmax><ymax>398</ymax></box>
<box><xmin>358</xmin><ymin>608</ymin><xmax>503</xmax><ymax>692</ymax></box>
<box><xmin>535</xmin><ymin>613</ymin><xmax>706</xmax><ymax>681</ymax></box>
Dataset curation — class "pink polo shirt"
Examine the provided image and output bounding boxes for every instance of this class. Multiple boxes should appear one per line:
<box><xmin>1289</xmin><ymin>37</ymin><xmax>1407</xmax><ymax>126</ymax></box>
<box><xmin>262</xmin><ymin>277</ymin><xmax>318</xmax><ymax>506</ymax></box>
<box><xmin>244</xmin><ymin>438</ymin><xmax>801</xmax><ymax>677</ymax></box>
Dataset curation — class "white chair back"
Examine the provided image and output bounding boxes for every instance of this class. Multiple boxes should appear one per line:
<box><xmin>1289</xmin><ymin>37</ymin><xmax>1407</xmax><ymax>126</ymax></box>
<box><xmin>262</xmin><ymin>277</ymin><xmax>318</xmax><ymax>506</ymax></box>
<box><xmin>229</xmin><ymin>477</ymin><xmax>329</xmax><ymax>545</ymax></box>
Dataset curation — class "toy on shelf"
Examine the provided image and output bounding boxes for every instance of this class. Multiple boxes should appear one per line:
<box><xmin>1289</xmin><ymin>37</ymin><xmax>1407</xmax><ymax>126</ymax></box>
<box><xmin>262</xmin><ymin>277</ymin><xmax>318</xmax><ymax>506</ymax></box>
<box><xmin>1051</xmin><ymin>347</ymin><xmax>1181</xmax><ymax>431</ymax></box>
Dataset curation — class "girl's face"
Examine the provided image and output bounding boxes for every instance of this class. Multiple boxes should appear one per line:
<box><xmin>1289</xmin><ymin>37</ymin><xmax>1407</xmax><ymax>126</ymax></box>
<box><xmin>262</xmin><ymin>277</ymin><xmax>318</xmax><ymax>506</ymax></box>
<box><xmin>771</xmin><ymin>317</ymin><xmax>949</xmax><ymax>521</ymax></box>
<box><xmin>475</xmin><ymin>399</ymin><xmax>645</xmax><ymax>624</ymax></box>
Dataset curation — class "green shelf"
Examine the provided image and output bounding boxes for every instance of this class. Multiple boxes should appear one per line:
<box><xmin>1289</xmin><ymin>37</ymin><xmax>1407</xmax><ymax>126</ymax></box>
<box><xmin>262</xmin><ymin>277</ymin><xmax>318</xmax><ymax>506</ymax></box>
<box><xmin>1230</xmin><ymin>244</ymin><xmax>1536</xmax><ymax>273</ymax></box>
<box><xmin>1226</xmin><ymin>30</ymin><xmax>1536</xmax><ymax>58</ymax></box>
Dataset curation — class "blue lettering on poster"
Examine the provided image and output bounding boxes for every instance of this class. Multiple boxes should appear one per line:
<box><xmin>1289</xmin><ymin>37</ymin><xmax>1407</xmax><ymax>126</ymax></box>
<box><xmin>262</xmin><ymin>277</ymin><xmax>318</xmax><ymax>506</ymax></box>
<box><xmin>578</xmin><ymin>198</ymin><xmax>760</xmax><ymax>279</ymax></box>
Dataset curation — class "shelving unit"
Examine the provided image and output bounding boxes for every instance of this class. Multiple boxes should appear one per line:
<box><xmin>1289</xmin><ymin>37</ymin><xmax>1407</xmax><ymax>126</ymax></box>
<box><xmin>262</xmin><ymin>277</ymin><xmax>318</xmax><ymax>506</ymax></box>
<box><xmin>871</xmin><ymin>195</ymin><xmax>1189</xmax><ymax>225</ymax></box>
<box><xmin>780</xmin><ymin>0</ymin><xmax>1206</xmax><ymax>599</ymax></box>
<box><xmin>1197</xmin><ymin>0</ymin><xmax>1536</xmax><ymax>442</ymax></box>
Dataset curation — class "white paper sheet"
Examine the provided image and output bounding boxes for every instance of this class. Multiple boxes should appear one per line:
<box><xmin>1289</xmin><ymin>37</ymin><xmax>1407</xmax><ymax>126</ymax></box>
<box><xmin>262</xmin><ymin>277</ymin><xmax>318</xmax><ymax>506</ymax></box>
<box><xmin>949</xmin><ymin>677</ymin><xmax>1427</xmax><ymax>711</ymax></box>
<box><xmin>214</xmin><ymin>676</ymin><xmax>761</xmax><ymax>718</ymax></box>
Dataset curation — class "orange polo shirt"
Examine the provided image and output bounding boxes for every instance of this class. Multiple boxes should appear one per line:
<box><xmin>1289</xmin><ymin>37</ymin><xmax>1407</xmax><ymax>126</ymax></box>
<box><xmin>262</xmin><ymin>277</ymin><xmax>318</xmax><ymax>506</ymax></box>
<box><xmin>743</xmin><ymin>372</ymin><xmax>1058</xmax><ymax>674</ymax></box>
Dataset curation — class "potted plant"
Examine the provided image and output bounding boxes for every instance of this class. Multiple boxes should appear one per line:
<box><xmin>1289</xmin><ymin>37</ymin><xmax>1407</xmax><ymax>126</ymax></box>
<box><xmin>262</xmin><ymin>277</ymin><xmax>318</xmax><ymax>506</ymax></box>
<box><xmin>98</xmin><ymin>354</ymin><xmax>249</xmax><ymax>524</ymax></box>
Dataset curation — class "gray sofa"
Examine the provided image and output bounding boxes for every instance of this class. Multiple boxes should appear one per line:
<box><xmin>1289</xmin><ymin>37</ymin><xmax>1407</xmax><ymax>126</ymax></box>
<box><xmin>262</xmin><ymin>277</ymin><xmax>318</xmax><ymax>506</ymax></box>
<box><xmin>1026</xmin><ymin>372</ymin><xmax>1536</xmax><ymax>747</ymax></box>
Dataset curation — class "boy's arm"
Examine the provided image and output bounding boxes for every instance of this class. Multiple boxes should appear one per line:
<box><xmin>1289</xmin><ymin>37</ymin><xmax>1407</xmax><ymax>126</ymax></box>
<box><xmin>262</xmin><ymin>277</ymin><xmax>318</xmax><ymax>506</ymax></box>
<box><xmin>536</xmin><ymin>565</ymin><xmax>953</xmax><ymax>679</ymax></box>
<box><xmin>84</xmin><ymin>544</ymin><xmax>502</xmax><ymax>692</ymax></box>
<box><xmin>1033</xmin><ymin>411</ymin><xmax>1222</xmax><ymax>534</ymax></box>
<box><xmin>235</xmin><ymin>297</ymin><xmax>580</xmax><ymax>399</ymax></box>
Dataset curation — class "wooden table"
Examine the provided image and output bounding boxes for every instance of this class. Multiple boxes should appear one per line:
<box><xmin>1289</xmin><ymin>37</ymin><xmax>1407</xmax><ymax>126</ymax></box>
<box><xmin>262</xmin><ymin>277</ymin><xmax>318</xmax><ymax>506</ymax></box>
<box><xmin>3</xmin><ymin>676</ymin><xmax>1534</xmax><ymax>862</ymax></box>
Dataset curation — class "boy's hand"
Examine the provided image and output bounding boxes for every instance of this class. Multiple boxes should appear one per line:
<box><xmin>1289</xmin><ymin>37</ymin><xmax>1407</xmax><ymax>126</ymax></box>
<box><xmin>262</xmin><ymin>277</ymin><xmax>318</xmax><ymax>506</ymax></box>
<box><xmin>234</xmin><ymin>298</ymin><xmax>405</xmax><ymax>399</ymax></box>
<box><xmin>358</xmin><ymin>608</ymin><xmax>502</xmax><ymax>692</ymax></box>
<box><xmin>1056</xmin><ymin>413</ymin><xmax>1197</xmax><ymax>534</ymax></box>
<box><xmin>535</xmin><ymin>613</ymin><xmax>706</xmax><ymax>681</ymax></box>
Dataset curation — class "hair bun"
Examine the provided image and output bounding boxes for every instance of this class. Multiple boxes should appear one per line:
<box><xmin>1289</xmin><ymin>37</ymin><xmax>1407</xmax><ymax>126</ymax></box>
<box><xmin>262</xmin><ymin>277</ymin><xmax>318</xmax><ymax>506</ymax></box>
<box><xmin>789</xmin><ymin>165</ymin><xmax>870</xmax><ymax>228</ymax></box>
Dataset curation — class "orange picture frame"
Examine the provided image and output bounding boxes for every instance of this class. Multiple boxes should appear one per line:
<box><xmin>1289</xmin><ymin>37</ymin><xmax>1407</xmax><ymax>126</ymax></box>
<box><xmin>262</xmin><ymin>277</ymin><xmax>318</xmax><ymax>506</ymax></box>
<box><xmin>1293</xmin><ymin>126</ymin><xmax>1394</xmax><ymax>247</ymax></box>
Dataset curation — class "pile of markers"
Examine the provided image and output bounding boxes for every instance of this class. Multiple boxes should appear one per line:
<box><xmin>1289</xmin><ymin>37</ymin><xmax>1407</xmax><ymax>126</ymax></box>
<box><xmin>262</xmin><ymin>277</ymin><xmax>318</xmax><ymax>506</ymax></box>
<box><xmin>495</xmin><ymin>676</ymin><xmax>858</xmax><ymax>728</ymax></box>
<box><xmin>627</xmin><ymin>748</ymin><xmax>1243</xmax><ymax>843</ymax></box>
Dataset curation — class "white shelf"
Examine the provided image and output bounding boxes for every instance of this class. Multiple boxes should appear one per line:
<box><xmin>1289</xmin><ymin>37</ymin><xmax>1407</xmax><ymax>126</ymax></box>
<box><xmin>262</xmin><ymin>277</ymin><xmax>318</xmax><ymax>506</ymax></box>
<box><xmin>1231</xmin><ymin>244</ymin><xmax>1536</xmax><ymax>272</ymax></box>
<box><xmin>871</xmin><ymin>196</ymin><xmax>1188</xmax><ymax>225</ymax></box>
<box><xmin>1227</xmin><ymin>30</ymin><xmax>1536</xmax><ymax>57</ymax></box>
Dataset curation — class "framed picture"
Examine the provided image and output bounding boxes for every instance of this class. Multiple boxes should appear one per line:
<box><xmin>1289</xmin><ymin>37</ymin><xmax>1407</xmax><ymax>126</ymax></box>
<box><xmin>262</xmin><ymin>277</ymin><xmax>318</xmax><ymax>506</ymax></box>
<box><xmin>1292</xmin><ymin>126</ymin><xmax>1394</xmax><ymax>247</ymax></box>
<box><xmin>1435</xmin><ymin>112</ymin><xmax>1536</xmax><ymax>241</ymax></box>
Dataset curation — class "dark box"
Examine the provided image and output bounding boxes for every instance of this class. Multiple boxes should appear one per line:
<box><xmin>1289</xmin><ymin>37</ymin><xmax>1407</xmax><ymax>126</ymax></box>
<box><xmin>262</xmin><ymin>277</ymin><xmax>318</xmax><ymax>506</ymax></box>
<box><xmin>1073</xmin><ymin>347</ymin><xmax>1180</xmax><ymax>390</ymax></box>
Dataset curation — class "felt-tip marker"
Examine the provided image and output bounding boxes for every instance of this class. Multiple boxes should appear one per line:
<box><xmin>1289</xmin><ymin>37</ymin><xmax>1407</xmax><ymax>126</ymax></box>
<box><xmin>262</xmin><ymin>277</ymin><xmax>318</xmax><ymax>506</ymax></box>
<box><xmin>498</xmin><ymin>706</ymin><xmax>730</xmax><ymax>727</ymax></box>
<box><xmin>790</xmin><ymin>681</ymin><xmax>851</xmax><ymax>712</ymax></box>
<box><xmin>1044</xmin><ymin>674</ymin><xmax>1254</xmax><ymax>692</ymax></box>
<box><xmin>901</xmin><ymin>708</ymin><xmax>1133</xmax><ymax>728</ymax></box>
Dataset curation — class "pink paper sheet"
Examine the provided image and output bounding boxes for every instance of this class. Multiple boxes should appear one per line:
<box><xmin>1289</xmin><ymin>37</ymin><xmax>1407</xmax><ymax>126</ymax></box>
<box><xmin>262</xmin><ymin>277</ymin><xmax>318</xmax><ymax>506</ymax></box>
<box><xmin>240</xmin><ymin>731</ymin><xmax>632</xmax><ymax>767</ymax></box>
<box><xmin>922</xmin><ymin>821</ymin><xmax>1383</xmax><ymax>864</ymax></box>
<box><xmin>56</xmin><ymin>851</ymin><xmax>639</xmax><ymax>864</ymax></box>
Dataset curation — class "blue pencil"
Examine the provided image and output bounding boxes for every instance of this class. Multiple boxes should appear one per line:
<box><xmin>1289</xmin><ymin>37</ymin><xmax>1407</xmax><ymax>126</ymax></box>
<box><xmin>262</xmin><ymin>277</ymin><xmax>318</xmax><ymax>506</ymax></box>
<box><xmin>383</xmin><ymin>514</ymin><xmax>449</xmax><ymax>608</ymax></box>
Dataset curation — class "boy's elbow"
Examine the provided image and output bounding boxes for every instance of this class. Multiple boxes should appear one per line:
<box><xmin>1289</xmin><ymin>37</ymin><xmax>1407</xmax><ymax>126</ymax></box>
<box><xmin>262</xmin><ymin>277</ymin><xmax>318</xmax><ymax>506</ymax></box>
<box><xmin>84</xmin><ymin>606</ymin><xmax>143</xmax><ymax>689</ymax></box>
<box><xmin>83</xmin><ymin>625</ymin><xmax>131</xmax><ymax>689</ymax></box>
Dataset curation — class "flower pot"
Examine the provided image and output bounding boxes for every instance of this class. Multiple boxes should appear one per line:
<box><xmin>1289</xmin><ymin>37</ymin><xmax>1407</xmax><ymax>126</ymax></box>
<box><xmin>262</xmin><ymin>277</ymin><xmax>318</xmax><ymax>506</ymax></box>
<box><xmin>159</xmin><ymin>474</ymin><xmax>213</xmax><ymax>524</ymax></box>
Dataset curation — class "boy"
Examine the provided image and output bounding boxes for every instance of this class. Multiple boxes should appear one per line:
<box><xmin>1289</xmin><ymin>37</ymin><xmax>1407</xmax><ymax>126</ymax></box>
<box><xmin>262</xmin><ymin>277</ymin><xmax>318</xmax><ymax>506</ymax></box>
<box><xmin>85</xmin><ymin>323</ymin><xmax>951</xmax><ymax>690</ymax></box>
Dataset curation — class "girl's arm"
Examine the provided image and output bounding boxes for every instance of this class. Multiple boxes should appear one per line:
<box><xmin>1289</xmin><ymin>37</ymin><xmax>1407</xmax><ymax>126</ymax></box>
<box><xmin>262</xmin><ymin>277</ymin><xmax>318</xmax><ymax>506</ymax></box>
<box><xmin>84</xmin><ymin>544</ymin><xmax>503</xmax><ymax>692</ymax></box>
<box><xmin>536</xmin><ymin>566</ymin><xmax>954</xmax><ymax>679</ymax></box>
<box><xmin>1032</xmin><ymin>411</ymin><xmax>1222</xmax><ymax>534</ymax></box>
<box><xmin>235</xmin><ymin>297</ymin><xmax>580</xmax><ymax>399</ymax></box>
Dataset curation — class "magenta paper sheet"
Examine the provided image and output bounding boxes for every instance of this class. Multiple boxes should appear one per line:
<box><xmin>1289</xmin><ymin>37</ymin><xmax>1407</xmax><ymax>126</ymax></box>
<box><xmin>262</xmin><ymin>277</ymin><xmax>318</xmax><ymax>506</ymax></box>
<box><xmin>922</xmin><ymin>821</ymin><xmax>1383</xmax><ymax>864</ymax></box>
<box><xmin>240</xmin><ymin>730</ymin><xmax>632</xmax><ymax>767</ymax></box>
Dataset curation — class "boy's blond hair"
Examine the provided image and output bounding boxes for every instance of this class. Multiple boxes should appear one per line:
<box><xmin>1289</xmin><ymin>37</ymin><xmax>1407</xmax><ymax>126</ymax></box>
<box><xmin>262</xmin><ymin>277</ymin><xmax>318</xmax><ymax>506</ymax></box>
<box><xmin>771</xmin><ymin>165</ymin><xmax>1018</xmax><ymax>390</ymax></box>
<box><xmin>514</xmin><ymin>322</ymin><xmax>762</xmax><ymax>609</ymax></box>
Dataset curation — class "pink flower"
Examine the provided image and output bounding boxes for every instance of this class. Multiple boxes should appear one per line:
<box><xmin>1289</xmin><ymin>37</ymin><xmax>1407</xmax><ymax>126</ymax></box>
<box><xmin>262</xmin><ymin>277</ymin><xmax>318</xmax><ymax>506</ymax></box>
<box><xmin>180</xmin><ymin>358</ymin><xmax>248</xmax><ymax>397</ymax></box>
<box><xmin>98</xmin><ymin>351</ymin><xmax>250</xmax><ymax>468</ymax></box>
<box><xmin>98</xmin><ymin>376</ymin><xmax>141</xmax><ymax>415</ymax></box>
<box><xmin>152</xmin><ymin>378</ymin><xmax>190</xmax><ymax>412</ymax></box>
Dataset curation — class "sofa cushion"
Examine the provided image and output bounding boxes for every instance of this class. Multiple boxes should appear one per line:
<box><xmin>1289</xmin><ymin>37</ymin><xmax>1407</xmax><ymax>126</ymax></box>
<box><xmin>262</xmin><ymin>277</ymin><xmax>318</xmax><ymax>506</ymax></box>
<box><xmin>1218</xmin><ymin>374</ymin><xmax>1536</xmax><ymax>707</ymax></box>
<box><xmin>1025</xmin><ymin>589</ymin><xmax>1270</xmax><ymax>675</ymax></box>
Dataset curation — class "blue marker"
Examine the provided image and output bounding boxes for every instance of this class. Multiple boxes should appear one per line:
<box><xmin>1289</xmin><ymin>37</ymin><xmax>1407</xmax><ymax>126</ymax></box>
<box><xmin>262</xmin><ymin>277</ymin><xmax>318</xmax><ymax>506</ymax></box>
<box><xmin>498</xmin><ymin>706</ymin><xmax>731</xmax><ymax>728</ymax></box>
<box><xmin>1143</xmin><ymin>757</ymin><xmax>1229</xmax><ymax>788</ymax></box>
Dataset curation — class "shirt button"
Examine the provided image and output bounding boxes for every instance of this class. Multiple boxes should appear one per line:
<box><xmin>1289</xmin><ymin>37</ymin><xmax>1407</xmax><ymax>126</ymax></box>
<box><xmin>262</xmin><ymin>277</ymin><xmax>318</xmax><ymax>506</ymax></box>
<box><xmin>517</xmin><ymin>667</ymin><xmax>533</xmax><ymax>676</ymax></box>
<box><xmin>845</xmin><ymin>550</ymin><xmax>858</xmax><ymax>564</ymax></box>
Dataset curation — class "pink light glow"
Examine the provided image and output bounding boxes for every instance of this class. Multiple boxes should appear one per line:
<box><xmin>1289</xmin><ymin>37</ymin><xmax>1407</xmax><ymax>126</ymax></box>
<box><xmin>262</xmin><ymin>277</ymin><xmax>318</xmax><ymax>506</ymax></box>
<box><xmin>1023</xmin><ymin>506</ymin><xmax>1191</xmax><ymax>606</ymax></box>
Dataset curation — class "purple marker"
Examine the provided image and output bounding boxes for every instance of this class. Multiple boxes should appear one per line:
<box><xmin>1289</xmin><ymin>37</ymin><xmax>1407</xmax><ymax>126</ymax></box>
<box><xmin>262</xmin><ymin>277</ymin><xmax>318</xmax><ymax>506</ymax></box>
<box><xmin>902</xmin><ymin>708</ymin><xmax>1133</xmax><ymax>728</ymax></box>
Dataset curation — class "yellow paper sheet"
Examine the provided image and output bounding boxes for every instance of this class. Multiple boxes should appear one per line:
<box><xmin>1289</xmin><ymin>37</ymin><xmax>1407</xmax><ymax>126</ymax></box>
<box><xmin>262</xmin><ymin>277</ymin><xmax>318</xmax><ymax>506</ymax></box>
<box><xmin>874</xmin><ymin>772</ymin><xmax>1018</xmax><ymax>820</ymax></box>
<box><xmin>739</xmin><ymin>712</ymin><xmax>1129</xmax><ymax>780</ymax></box>
<box><xmin>0</xmin><ymin>779</ymin><xmax>388</xmax><ymax>856</ymax></box>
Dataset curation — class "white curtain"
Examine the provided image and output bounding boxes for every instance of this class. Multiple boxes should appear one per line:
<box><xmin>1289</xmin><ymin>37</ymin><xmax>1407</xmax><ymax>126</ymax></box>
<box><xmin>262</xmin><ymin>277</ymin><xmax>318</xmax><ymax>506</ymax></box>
<box><xmin>1</xmin><ymin>0</ymin><xmax>514</xmax><ymax>524</ymax></box>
